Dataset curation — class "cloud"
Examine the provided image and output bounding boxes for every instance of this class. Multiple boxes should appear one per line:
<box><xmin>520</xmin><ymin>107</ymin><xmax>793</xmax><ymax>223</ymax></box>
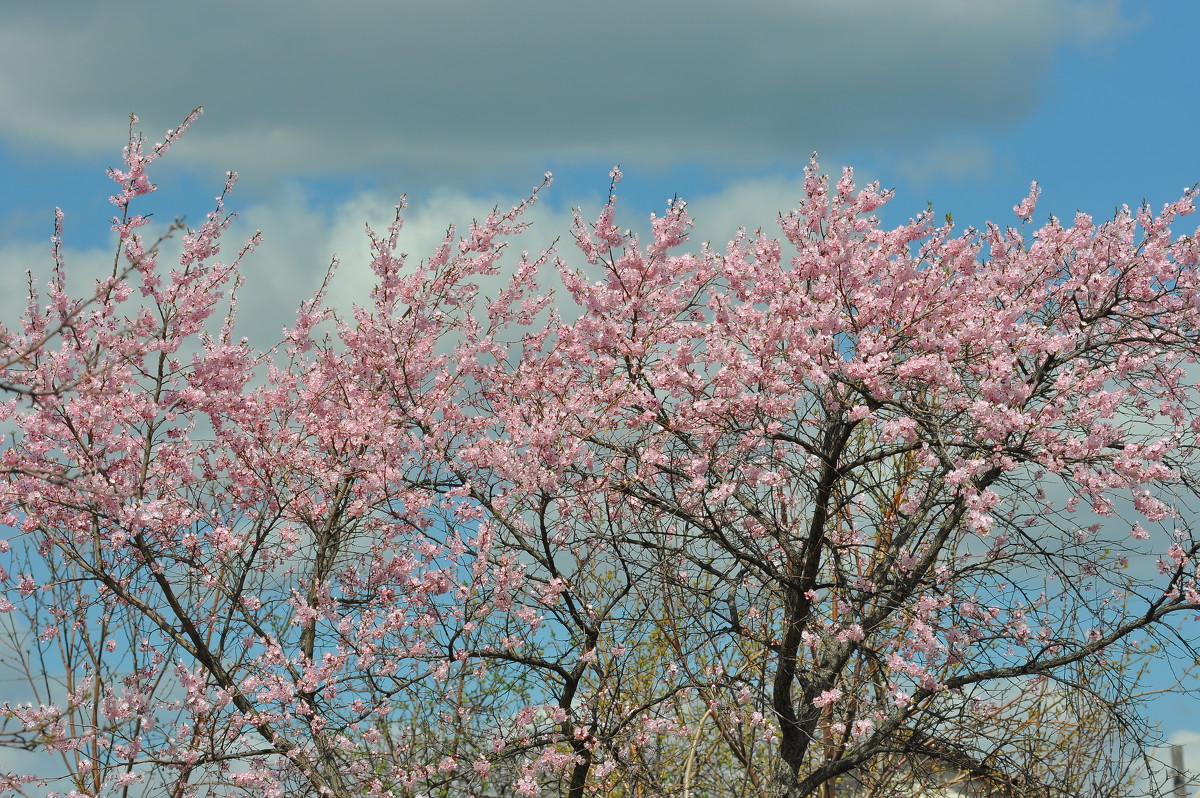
<box><xmin>0</xmin><ymin>161</ymin><xmax>884</xmax><ymax>355</ymax></box>
<box><xmin>226</xmin><ymin>181</ymin><xmax>584</xmax><ymax>343</ymax></box>
<box><xmin>891</xmin><ymin>137</ymin><xmax>995</xmax><ymax>189</ymax></box>
<box><xmin>1152</xmin><ymin>732</ymin><xmax>1200</xmax><ymax>797</ymax></box>
<box><xmin>0</xmin><ymin>1</ymin><xmax>1126</xmax><ymax>184</ymax></box>
<box><xmin>0</xmin><ymin>177</ymin><xmax>584</xmax><ymax>352</ymax></box>
<box><xmin>676</xmin><ymin>172</ymin><xmax>812</xmax><ymax>249</ymax></box>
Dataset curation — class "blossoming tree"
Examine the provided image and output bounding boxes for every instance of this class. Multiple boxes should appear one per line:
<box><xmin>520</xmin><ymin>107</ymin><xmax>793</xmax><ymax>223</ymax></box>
<box><xmin>2</xmin><ymin>113</ymin><xmax>1199</xmax><ymax>797</ymax></box>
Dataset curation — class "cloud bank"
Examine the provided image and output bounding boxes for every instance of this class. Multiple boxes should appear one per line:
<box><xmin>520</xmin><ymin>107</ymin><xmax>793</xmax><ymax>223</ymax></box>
<box><xmin>0</xmin><ymin>1</ymin><xmax>1123</xmax><ymax>183</ymax></box>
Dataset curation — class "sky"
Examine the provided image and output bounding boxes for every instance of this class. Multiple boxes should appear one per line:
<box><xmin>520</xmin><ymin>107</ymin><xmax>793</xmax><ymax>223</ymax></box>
<box><xmin>2</xmin><ymin>0</ymin><xmax>1200</xmax><ymax>787</ymax></box>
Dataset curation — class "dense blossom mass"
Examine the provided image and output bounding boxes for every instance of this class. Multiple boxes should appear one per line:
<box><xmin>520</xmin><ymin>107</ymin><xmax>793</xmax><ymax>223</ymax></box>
<box><xmin>2</xmin><ymin>111</ymin><xmax>1200</xmax><ymax>797</ymax></box>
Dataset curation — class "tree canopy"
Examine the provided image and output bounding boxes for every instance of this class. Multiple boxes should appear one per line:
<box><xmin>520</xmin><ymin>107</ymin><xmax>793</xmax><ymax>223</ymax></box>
<box><xmin>2</xmin><ymin>111</ymin><xmax>1199</xmax><ymax>797</ymax></box>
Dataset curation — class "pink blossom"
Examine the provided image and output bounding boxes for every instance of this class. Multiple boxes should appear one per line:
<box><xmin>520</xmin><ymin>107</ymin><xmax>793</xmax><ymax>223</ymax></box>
<box><xmin>813</xmin><ymin>688</ymin><xmax>842</xmax><ymax>708</ymax></box>
<box><xmin>4</xmin><ymin>114</ymin><xmax>1200</xmax><ymax>798</ymax></box>
<box><xmin>836</xmin><ymin>624</ymin><xmax>865</xmax><ymax>643</ymax></box>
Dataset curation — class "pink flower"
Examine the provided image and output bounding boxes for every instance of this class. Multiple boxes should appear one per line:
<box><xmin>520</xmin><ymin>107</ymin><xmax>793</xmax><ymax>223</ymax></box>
<box><xmin>852</xmin><ymin>719</ymin><xmax>874</xmax><ymax>738</ymax></box>
<box><xmin>836</xmin><ymin>624</ymin><xmax>865</xmax><ymax>643</ymax></box>
<box><xmin>1013</xmin><ymin>181</ymin><xmax>1041</xmax><ymax>221</ymax></box>
<box><xmin>814</xmin><ymin>688</ymin><xmax>843</xmax><ymax>708</ymax></box>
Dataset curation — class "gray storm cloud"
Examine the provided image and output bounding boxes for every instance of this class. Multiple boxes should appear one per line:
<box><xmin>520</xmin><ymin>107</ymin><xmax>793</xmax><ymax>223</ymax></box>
<box><xmin>0</xmin><ymin>0</ymin><xmax>1122</xmax><ymax>180</ymax></box>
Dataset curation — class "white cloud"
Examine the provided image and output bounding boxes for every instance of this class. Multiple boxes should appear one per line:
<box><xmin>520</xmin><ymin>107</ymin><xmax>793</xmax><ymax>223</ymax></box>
<box><xmin>0</xmin><ymin>148</ymin><xmax>1025</xmax><ymax>351</ymax></box>
<box><xmin>216</xmin><ymin>181</ymin><xmax>578</xmax><ymax>347</ymax></box>
<box><xmin>892</xmin><ymin>138</ymin><xmax>995</xmax><ymax>190</ymax></box>
<box><xmin>1149</xmin><ymin>732</ymin><xmax>1200</xmax><ymax>798</ymax></box>
<box><xmin>680</xmin><ymin>173</ymin><xmax>812</xmax><ymax>250</ymax></box>
<box><xmin>0</xmin><ymin>178</ymin><xmax>585</xmax><ymax>353</ymax></box>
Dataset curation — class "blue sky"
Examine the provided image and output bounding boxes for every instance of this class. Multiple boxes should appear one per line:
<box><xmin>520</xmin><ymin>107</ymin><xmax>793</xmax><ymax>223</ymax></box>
<box><xmin>2</xmin><ymin>0</ymin><xmax>1200</xmax><ymax>777</ymax></box>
